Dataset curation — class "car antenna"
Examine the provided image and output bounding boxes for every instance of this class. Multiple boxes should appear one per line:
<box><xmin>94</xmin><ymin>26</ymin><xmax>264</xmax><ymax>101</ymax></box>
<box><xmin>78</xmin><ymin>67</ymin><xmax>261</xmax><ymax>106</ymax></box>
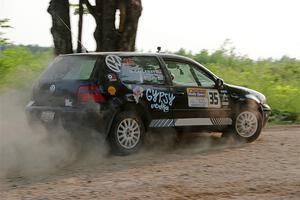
<box><xmin>156</xmin><ymin>46</ymin><xmax>161</xmax><ymax>53</ymax></box>
<box><xmin>57</xmin><ymin>15</ymin><xmax>89</xmax><ymax>53</ymax></box>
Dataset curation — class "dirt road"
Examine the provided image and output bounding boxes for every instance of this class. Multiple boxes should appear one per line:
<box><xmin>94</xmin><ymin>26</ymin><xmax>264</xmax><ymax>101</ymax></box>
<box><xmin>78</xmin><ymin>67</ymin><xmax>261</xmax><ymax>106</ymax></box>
<box><xmin>0</xmin><ymin>126</ymin><xmax>299</xmax><ymax>200</ymax></box>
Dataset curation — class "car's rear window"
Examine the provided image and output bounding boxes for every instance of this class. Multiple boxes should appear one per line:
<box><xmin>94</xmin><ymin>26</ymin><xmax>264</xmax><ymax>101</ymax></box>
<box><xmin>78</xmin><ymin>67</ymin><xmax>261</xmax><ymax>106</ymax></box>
<box><xmin>40</xmin><ymin>56</ymin><xmax>96</xmax><ymax>81</ymax></box>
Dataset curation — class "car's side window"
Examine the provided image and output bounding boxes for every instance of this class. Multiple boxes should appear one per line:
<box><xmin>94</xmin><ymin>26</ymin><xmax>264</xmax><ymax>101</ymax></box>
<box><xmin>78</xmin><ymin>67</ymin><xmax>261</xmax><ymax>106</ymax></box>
<box><xmin>164</xmin><ymin>59</ymin><xmax>215</xmax><ymax>88</ymax></box>
<box><xmin>191</xmin><ymin>67</ymin><xmax>216</xmax><ymax>88</ymax></box>
<box><xmin>164</xmin><ymin>60</ymin><xmax>198</xmax><ymax>87</ymax></box>
<box><xmin>119</xmin><ymin>56</ymin><xmax>165</xmax><ymax>85</ymax></box>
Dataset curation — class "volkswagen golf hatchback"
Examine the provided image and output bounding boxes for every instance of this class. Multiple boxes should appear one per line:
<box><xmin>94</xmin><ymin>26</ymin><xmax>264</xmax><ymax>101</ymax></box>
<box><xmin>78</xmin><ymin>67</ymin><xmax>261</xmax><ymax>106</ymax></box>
<box><xmin>26</xmin><ymin>52</ymin><xmax>271</xmax><ymax>155</ymax></box>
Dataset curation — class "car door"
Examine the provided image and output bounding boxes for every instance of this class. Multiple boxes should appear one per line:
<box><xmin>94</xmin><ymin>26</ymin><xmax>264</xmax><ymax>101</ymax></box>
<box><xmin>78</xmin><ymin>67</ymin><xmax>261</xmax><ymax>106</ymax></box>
<box><xmin>115</xmin><ymin>55</ymin><xmax>174</xmax><ymax>127</ymax></box>
<box><xmin>161</xmin><ymin>58</ymin><xmax>232</xmax><ymax>127</ymax></box>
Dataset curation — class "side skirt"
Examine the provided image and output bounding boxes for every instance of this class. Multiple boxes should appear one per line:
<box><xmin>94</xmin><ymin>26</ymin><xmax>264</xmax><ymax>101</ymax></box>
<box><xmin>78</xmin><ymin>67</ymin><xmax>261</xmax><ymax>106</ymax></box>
<box><xmin>149</xmin><ymin>117</ymin><xmax>232</xmax><ymax>128</ymax></box>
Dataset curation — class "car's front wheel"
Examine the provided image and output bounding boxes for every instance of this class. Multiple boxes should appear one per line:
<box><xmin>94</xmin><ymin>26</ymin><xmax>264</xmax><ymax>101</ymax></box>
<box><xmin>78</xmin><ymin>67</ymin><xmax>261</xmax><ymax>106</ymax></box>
<box><xmin>108</xmin><ymin>111</ymin><xmax>145</xmax><ymax>155</ymax></box>
<box><xmin>224</xmin><ymin>108</ymin><xmax>263</xmax><ymax>143</ymax></box>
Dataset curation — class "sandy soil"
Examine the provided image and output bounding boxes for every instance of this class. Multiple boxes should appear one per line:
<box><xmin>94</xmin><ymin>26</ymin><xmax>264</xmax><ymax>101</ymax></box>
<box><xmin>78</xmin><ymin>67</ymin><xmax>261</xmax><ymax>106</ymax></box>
<box><xmin>0</xmin><ymin>126</ymin><xmax>299</xmax><ymax>200</ymax></box>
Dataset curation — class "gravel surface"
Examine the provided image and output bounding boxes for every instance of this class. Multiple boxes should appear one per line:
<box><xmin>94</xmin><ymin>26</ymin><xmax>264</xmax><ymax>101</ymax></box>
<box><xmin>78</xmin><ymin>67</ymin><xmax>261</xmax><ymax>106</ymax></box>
<box><xmin>0</xmin><ymin>126</ymin><xmax>299</xmax><ymax>200</ymax></box>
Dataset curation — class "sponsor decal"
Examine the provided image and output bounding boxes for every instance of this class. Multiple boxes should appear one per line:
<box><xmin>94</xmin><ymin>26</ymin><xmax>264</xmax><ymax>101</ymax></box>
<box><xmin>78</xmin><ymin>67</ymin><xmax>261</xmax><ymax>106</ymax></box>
<box><xmin>126</xmin><ymin>84</ymin><xmax>133</xmax><ymax>90</ymax></box>
<box><xmin>187</xmin><ymin>88</ymin><xmax>221</xmax><ymax>108</ymax></box>
<box><xmin>107</xmin><ymin>86</ymin><xmax>117</xmax><ymax>96</ymax></box>
<box><xmin>129</xmin><ymin>68</ymin><xmax>162</xmax><ymax>75</ymax></box>
<box><xmin>187</xmin><ymin>88</ymin><xmax>208</xmax><ymax>107</ymax></box>
<box><xmin>133</xmin><ymin>86</ymin><xmax>144</xmax><ymax>104</ymax></box>
<box><xmin>105</xmin><ymin>55</ymin><xmax>122</xmax><ymax>73</ymax></box>
<box><xmin>122</xmin><ymin>57</ymin><xmax>135</xmax><ymax>65</ymax></box>
<box><xmin>107</xmin><ymin>73</ymin><xmax>117</xmax><ymax>81</ymax></box>
<box><xmin>221</xmin><ymin>93</ymin><xmax>229</xmax><ymax>106</ymax></box>
<box><xmin>145</xmin><ymin>88</ymin><xmax>175</xmax><ymax>112</ymax></box>
<box><xmin>65</xmin><ymin>98</ymin><xmax>73</xmax><ymax>107</ymax></box>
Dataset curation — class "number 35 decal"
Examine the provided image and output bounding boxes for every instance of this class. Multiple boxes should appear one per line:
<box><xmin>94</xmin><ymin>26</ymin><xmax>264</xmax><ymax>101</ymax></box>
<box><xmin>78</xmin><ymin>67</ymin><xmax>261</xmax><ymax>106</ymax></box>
<box><xmin>209</xmin><ymin>91</ymin><xmax>219</xmax><ymax>105</ymax></box>
<box><xmin>208</xmin><ymin>90</ymin><xmax>220</xmax><ymax>108</ymax></box>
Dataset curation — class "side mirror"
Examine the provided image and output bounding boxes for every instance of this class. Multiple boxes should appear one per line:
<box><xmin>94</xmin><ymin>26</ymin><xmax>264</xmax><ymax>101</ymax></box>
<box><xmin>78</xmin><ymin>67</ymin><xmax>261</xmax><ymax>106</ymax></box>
<box><xmin>216</xmin><ymin>78</ymin><xmax>224</xmax><ymax>88</ymax></box>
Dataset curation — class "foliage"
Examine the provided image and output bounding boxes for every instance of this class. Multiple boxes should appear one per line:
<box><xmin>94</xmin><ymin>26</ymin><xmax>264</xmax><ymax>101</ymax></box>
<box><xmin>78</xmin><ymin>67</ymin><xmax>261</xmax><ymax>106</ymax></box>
<box><xmin>70</xmin><ymin>3</ymin><xmax>89</xmax><ymax>15</ymax></box>
<box><xmin>0</xmin><ymin>44</ymin><xmax>299</xmax><ymax>123</ymax></box>
<box><xmin>175</xmin><ymin>48</ymin><xmax>300</xmax><ymax>123</ymax></box>
<box><xmin>0</xmin><ymin>46</ymin><xmax>53</xmax><ymax>91</ymax></box>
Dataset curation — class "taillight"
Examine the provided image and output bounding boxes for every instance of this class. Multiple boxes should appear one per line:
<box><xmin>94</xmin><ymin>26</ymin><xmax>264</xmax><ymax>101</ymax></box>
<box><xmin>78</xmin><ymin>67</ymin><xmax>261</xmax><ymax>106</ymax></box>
<box><xmin>77</xmin><ymin>86</ymin><xmax>105</xmax><ymax>103</ymax></box>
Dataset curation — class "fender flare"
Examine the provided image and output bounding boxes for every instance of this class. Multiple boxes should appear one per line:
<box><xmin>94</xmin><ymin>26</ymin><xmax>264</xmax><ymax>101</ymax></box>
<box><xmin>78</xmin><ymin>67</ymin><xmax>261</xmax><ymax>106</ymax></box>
<box><xmin>233</xmin><ymin>94</ymin><xmax>265</xmax><ymax>122</ymax></box>
<box><xmin>245</xmin><ymin>94</ymin><xmax>261</xmax><ymax>104</ymax></box>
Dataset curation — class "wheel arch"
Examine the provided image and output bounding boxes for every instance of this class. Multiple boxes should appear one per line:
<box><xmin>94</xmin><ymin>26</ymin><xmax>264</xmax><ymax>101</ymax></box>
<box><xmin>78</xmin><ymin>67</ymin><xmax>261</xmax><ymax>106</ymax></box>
<box><xmin>234</xmin><ymin>97</ymin><xmax>263</xmax><ymax>117</ymax></box>
<box><xmin>120</xmin><ymin>102</ymin><xmax>151</xmax><ymax>129</ymax></box>
<box><xmin>105</xmin><ymin>101</ymin><xmax>151</xmax><ymax>138</ymax></box>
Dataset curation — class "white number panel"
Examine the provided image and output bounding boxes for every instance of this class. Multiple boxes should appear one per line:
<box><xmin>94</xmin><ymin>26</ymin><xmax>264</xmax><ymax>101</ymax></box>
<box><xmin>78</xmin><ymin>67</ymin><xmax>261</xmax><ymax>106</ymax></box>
<box><xmin>187</xmin><ymin>88</ymin><xmax>221</xmax><ymax>108</ymax></box>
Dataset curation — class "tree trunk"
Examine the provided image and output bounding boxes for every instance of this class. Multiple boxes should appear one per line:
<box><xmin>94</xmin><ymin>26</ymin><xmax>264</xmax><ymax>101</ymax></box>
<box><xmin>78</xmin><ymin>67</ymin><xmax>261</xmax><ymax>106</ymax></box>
<box><xmin>77</xmin><ymin>0</ymin><xmax>84</xmax><ymax>53</ymax></box>
<box><xmin>48</xmin><ymin>0</ymin><xmax>73</xmax><ymax>55</ymax></box>
<box><xmin>84</xmin><ymin>0</ymin><xmax>142</xmax><ymax>52</ymax></box>
<box><xmin>117</xmin><ymin>0</ymin><xmax>142</xmax><ymax>51</ymax></box>
<box><xmin>97</xmin><ymin>0</ymin><xmax>118</xmax><ymax>51</ymax></box>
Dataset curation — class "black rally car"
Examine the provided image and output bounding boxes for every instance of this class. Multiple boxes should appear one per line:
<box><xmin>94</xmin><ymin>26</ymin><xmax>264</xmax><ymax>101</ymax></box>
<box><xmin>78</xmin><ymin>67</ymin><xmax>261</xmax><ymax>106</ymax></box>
<box><xmin>26</xmin><ymin>52</ymin><xmax>271</xmax><ymax>155</ymax></box>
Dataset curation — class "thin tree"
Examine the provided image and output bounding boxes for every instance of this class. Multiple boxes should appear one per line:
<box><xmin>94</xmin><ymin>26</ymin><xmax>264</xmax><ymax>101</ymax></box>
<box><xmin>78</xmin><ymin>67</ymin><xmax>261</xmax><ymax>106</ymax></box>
<box><xmin>0</xmin><ymin>19</ymin><xmax>12</xmax><ymax>45</ymax></box>
<box><xmin>77</xmin><ymin>0</ymin><xmax>84</xmax><ymax>53</ymax></box>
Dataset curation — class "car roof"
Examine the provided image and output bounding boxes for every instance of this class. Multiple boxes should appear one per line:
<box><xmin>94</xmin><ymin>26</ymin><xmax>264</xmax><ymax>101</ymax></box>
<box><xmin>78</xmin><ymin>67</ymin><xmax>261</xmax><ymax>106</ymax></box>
<box><xmin>60</xmin><ymin>52</ymin><xmax>191</xmax><ymax>60</ymax></box>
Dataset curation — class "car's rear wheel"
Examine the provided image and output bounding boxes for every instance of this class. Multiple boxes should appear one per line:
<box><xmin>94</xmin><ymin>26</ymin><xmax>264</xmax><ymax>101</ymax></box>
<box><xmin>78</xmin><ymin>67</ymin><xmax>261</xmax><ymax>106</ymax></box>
<box><xmin>223</xmin><ymin>108</ymin><xmax>263</xmax><ymax>143</ymax></box>
<box><xmin>108</xmin><ymin>111</ymin><xmax>145</xmax><ymax>155</ymax></box>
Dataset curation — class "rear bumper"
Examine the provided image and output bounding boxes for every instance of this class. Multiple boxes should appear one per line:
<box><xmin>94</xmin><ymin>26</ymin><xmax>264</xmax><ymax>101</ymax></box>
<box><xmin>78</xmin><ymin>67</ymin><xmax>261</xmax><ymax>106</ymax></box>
<box><xmin>25</xmin><ymin>101</ymin><xmax>115</xmax><ymax>136</ymax></box>
<box><xmin>261</xmin><ymin>103</ymin><xmax>271</xmax><ymax>127</ymax></box>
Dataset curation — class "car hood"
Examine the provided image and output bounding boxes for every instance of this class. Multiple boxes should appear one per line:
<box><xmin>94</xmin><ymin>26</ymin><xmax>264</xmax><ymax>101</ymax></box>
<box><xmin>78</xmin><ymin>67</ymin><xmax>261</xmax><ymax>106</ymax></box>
<box><xmin>225</xmin><ymin>84</ymin><xmax>266</xmax><ymax>104</ymax></box>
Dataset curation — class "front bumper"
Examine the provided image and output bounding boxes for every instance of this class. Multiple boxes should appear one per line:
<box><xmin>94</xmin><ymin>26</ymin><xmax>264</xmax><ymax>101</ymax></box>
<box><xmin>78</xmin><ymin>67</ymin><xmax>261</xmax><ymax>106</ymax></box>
<box><xmin>261</xmin><ymin>103</ymin><xmax>271</xmax><ymax>127</ymax></box>
<box><xmin>25</xmin><ymin>101</ymin><xmax>115</xmax><ymax>135</ymax></box>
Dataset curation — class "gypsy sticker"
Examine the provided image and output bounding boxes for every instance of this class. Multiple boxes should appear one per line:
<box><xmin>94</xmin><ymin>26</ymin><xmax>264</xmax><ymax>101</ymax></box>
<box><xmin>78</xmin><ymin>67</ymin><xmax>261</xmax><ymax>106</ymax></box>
<box><xmin>187</xmin><ymin>88</ymin><xmax>221</xmax><ymax>108</ymax></box>
<box><xmin>105</xmin><ymin>55</ymin><xmax>122</xmax><ymax>73</ymax></box>
<box><xmin>133</xmin><ymin>86</ymin><xmax>144</xmax><ymax>104</ymax></box>
<box><xmin>146</xmin><ymin>88</ymin><xmax>175</xmax><ymax>112</ymax></box>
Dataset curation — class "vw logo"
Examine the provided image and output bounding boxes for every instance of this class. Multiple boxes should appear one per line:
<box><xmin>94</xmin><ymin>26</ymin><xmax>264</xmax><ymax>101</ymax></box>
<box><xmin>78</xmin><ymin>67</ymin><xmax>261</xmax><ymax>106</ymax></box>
<box><xmin>105</xmin><ymin>55</ymin><xmax>122</xmax><ymax>73</ymax></box>
<box><xmin>49</xmin><ymin>84</ymin><xmax>56</xmax><ymax>93</ymax></box>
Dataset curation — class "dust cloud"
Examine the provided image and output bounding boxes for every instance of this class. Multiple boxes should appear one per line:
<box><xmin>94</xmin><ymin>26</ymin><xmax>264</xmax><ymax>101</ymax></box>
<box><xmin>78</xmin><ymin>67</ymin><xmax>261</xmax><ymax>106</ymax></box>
<box><xmin>0</xmin><ymin>90</ymin><xmax>108</xmax><ymax>178</ymax></box>
<box><xmin>0</xmin><ymin>90</ymin><xmax>241</xmax><ymax>179</ymax></box>
<box><xmin>143</xmin><ymin>128</ymin><xmax>243</xmax><ymax>157</ymax></box>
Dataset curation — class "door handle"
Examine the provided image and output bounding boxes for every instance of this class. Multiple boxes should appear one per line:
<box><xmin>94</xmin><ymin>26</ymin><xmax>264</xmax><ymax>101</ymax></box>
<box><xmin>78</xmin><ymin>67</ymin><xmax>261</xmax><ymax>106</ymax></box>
<box><xmin>175</xmin><ymin>91</ymin><xmax>185</xmax><ymax>96</ymax></box>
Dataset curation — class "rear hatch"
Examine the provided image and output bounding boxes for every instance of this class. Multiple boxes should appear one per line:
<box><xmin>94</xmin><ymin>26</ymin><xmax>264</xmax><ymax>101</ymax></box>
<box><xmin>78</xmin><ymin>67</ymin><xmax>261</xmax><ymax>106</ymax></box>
<box><xmin>33</xmin><ymin>55</ymin><xmax>99</xmax><ymax>107</ymax></box>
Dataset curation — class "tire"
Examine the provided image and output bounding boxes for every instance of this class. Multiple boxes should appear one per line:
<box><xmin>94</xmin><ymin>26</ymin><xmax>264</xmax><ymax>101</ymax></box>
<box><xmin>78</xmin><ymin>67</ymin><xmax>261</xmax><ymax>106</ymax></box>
<box><xmin>108</xmin><ymin>111</ymin><xmax>145</xmax><ymax>155</ymax></box>
<box><xmin>223</xmin><ymin>108</ymin><xmax>263</xmax><ymax>143</ymax></box>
